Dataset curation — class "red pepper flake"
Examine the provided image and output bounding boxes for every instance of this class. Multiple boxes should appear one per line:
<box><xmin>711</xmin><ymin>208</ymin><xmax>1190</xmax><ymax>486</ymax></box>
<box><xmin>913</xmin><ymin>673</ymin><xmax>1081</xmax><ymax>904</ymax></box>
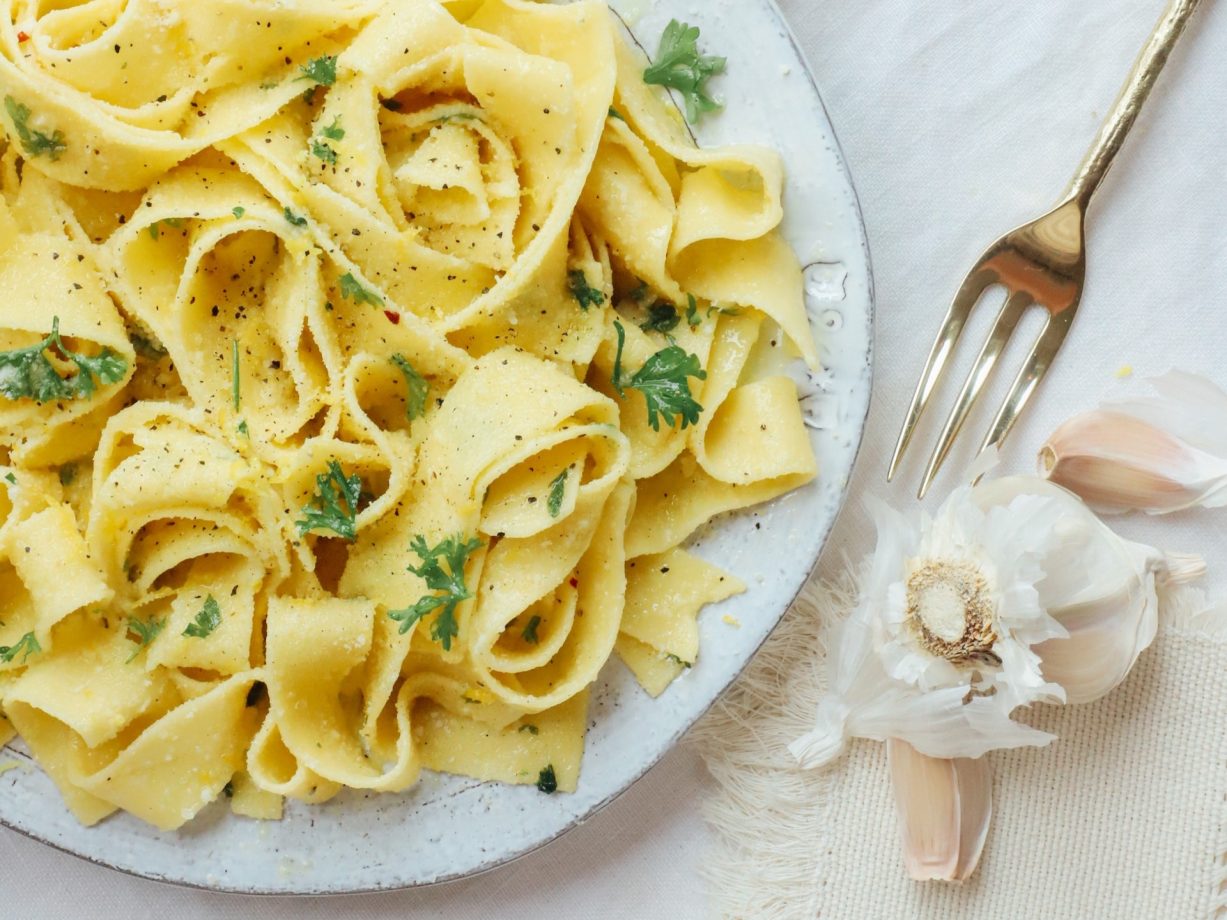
<box><xmin>17</xmin><ymin>31</ymin><xmax>30</xmax><ymax>43</ymax></box>
<box><xmin>383</xmin><ymin>310</ymin><xmax>400</xmax><ymax>325</ymax></box>
<box><xmin>568</xmin><ymin>577</ymin><xmax>579</xmax><ymax>588</ymax></box>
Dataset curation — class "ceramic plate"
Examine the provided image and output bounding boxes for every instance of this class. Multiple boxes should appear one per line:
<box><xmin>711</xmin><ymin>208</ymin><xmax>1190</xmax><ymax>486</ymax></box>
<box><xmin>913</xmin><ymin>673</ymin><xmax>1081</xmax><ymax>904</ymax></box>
<box><xmin>0</xmin><ymin>0</ymin><xmax>873</xmax><ymax>893</ymax></box>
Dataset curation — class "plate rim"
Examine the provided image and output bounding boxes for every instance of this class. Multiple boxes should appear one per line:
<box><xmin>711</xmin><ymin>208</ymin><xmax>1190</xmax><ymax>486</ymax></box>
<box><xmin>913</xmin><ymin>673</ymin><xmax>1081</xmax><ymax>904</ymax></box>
<box><xmin>0</xmin><ymin>0</ymin><xmax>876</xmax><ymax>895</ymax></box>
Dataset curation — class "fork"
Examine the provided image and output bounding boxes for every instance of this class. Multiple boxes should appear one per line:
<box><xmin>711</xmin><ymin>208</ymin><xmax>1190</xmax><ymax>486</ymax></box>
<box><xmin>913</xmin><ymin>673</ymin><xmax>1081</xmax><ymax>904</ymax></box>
<box><xmin>888</xmin><ymin>0</ymin><xmax>1203</xmax><ymax>498</ymax></box>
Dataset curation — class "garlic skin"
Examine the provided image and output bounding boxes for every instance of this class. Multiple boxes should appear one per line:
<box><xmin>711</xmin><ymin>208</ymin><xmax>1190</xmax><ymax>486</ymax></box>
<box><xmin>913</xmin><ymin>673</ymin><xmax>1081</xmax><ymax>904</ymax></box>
<box><xmin>1039</xmin><ymin>372</ymin><xmax>1227</xmax><ymax>515</ymax></box>
<box><xmin>888</xmin><ymin>738</ymin><xmax>991</xmax><ymax>882</ymax></box>
<box><xmin>791</xmin><ymin>476</ymin><xmax>1200</xmax><ymax>766</ymax></box>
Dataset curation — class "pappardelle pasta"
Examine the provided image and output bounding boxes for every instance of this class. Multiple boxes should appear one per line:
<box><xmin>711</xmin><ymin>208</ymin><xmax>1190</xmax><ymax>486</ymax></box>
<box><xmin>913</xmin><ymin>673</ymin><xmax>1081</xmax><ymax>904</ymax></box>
<box><xmin>0</xmin><ymin>0</ymin><xmax>819</xmax><ymax>830</ymax></box>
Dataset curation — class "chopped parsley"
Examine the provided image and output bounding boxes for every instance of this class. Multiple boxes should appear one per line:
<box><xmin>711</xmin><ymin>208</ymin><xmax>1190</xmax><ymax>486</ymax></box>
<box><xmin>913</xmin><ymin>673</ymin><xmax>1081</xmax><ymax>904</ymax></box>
<box><xmin>521</xmin><ymin>615</ymin><xmax>542</xmax><ymax>645</ymax></box>
<box><xmin>0</xmin><ymin>316</ymin><xmax>128</xmax><ymax>403</ymax></box>
<box><xmin>386</xmin><ymin>534</ymin><xmax>483</xmax><ymax>651</ymax></box>
<box><xmin>295</xmin><ymin>460</ymin><xmax>362</xmax><ymax>541</ymax></box>
<box><xmin>183</xmin><ymin>596</ymin><xmax>221</xmax><ymax>639</ymax></box>
<box><xmin>643</xmin><ymin>21</ymin><xmax>726</xmax><ymax>123</ymax></box>
<box><xmin>3</xmin><ymin>96</ymin><xmax>66</xmax><ymax>161</ymax></box>
<box><xmin>125</xmin><ymin>616</ymin><xmax>164</xmax><ymax>662</ymax></box>
<box><xmin>237</xmin><ymin>419</ymin><xmax>249</xmax><ymax>437</ymax></box>
<box><xmin>518</xmin><ymin>724</ymin><xmax>539</xmax><ymax>735</ymax></box>
<box><xmin>611</xmin><ymin>320</ymin><xmax>707</xmax><ymax>431</ymax></box>
<box><xmin>283</xmin><ymin>207</ymin><xmax>308</xmax><ymax>227</ymax></box>
<box><xmin>546</xmin><ymin>468</ymin><xmax>568</xmax><ymax>518</ymax></box>
<box><xmin>298</xmin><ymin>55</ymin><xmax>337</xmax><ymax>103</ymax></box>
<box><xmin>685</xmin><ymin>294</ymin><xmax>701</xmax><ymax>327</ymax></box>
<box><xmin>608</xmin><ymin>106</ymin><xmax>625</xmax><ymax>121</ymax></box>
<box><xmin>664</xmin><ymin>652</ymin><xmax>693</xmax><ymax>669</ymax></box>
<box><xmin>0</xmin><ymin>631</ymin><xmax>40</xmax><ymax>665</ymax></box>
<box><xmin>567</xmin><ymin>269</ymin><xmax>604</xmax><ymax>311</ymax></box>
<box><xmin>57</xmin><ymin>463</ymin><xmax>77</xmax><ymax>486</ymax></box>
<box><xmin>231</xmin><ymin>340</ymin><xmax>241</xmax><ymax>412</ymax></box>
<box><xmin>536</xmin><ymin>764</ymin><xmax>558</xmax><ymax>794</ymax></box>
<box><xmin>310</xmin><ymin>115</ymin><xmax>345</xmax><ymax>165</ymax></box>
<box><xmin>232</xmin><ymin>206</ymin><xmax>246</xmax><ymax>219</ymax></box>
<box><xmin>3</xmin><ymin>472</ymin><xmax>14</xmax><ymax>485</ymax></box>
<box><xmin>390</xmin><ymin>353</ymin><xmax>428</xmax><ymax>422</ymax></box>
<box><xmin>129</xmin><ymin>329</ymin><xmax>167</xmax><ymax>359</ymax></box>
<box><xmin>146</xmin><ymin>217</ymin><xmax>184</xmax><ymax>240</ymax></box>
<box><xmin>338</xmin><ymin>272</ymin><xmax>383</xmax><ymax>306</ymax></box>
<box><xmin>640</xmin><ymin>302</ymin><xmax>680</xmax><ymax>334</ymax></box>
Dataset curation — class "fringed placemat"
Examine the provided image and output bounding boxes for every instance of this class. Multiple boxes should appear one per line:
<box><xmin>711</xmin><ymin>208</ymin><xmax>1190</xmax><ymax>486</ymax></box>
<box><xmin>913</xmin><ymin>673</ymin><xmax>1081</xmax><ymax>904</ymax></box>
<box><xmin>691</xmin><ymin>580</ymin><xmax>1227</xmax><ymax>919</ymax></box>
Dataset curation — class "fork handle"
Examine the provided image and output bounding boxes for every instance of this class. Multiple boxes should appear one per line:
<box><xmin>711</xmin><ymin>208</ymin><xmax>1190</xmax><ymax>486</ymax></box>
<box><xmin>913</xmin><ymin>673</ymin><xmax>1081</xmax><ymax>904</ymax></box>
<box><xmin>1065</xmin><ymin>0</ymin><xmax>1202</xmax><ymax>209</ymax></box>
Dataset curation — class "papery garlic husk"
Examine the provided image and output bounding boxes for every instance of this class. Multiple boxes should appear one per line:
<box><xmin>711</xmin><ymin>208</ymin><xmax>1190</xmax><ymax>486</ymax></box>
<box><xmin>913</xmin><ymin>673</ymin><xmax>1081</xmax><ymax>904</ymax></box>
<box><xmin>888</xmin><ymin>738</ymin><xmax>991</xmax><ymax>882</ymax></box>
<box><xmin>790</xmin><ymin>475</ymin><xmax>1202</xmax><ymax>766</ymax></box>
<box><xmin>1039</xmin><ymin>372</ymin><xmax>1227</xmax><ymax>515</ymax></box>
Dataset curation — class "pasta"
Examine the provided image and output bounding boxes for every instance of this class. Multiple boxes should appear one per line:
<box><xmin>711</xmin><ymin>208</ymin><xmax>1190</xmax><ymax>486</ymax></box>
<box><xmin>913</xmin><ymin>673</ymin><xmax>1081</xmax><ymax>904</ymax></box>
<box><xmin>0</xmin><ymin>0</ymin><xmax>819</xmax><ymax>830</ymax></box>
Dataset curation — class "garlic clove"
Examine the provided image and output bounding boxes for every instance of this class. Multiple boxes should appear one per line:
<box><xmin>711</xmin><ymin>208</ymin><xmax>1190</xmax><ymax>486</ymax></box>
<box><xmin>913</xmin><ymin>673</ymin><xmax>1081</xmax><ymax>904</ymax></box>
<box><xmin>1039</xmin><ymin>409</ymin><xmax>1227</xmax><ymax>514</ymax></box>
<box><xmin>887</xmin><ymin>738</ymin><xmax>992</xmax><ymax>882</ymax></box>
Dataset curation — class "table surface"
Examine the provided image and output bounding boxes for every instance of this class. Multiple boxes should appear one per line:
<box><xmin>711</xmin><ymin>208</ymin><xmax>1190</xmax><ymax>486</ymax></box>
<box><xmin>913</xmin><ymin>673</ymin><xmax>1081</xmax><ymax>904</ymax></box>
<box><xmin>5</xmin><ymin>1</ymin><xmax>1225</xmax><ymax>916</ymax></box>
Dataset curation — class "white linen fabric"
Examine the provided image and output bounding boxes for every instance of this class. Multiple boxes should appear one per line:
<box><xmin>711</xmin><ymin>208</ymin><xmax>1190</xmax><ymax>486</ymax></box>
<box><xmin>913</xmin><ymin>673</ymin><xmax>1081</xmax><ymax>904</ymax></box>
<box><xmin>3</xmin><ymin>0</ymin><xmax>1225</xmax><ymax>917</ymax></box>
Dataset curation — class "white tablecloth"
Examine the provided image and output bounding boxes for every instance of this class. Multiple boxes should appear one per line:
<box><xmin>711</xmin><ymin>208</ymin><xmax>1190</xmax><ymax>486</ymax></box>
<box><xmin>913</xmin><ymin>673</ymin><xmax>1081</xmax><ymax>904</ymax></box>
<box><xmin>5</xmin><ymin>1</ymin><xmax>1224</xmax><ymax>916</ymax></box>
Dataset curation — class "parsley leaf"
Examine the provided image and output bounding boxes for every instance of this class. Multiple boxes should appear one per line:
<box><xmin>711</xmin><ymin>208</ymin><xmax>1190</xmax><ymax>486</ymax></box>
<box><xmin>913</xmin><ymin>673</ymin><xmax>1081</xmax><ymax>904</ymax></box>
<box><xmin>319</xmin><ymin>115</ymin><xmax>345</xmax><ymax>141</ymax></box>
<box><xmin>518</xmin><ymin>724</ymin><xmax>539</xmax><ymax>735</ymax></box>
<box><xmin>4</xmin><ymin>96</ymin><xmax>66</xmax><ymax>161</ymax></box>
<box><xmin>640</xmin><ymin>302</ymin><xmax>680</xmax><ymax>333</ymax></box>
<box><xmin>147</xmin><ymin>217</ymin><xmax>184</xmax><ymax>240</ymax></box>
<box><xmin>611</xmin><ymin>320</ymin><xmax>707</xmax><ymax>431</ymax></box>
<box><xmin>232</xmin><ymin>206</ymin><xmax>246</xmax><ymax>219</ymax></box>
<box><xmin>386</xmin><ymin>534</ymin><xmax>483</xmax><ymax>651</ymax></box>
<box><xmin>310</xmin><ymin>116</ymin><xmax>345</xmax><ymax>165</ymax></box>
<box><xmin>608</xmin><ymin>106</ymin><xmax>625</xmax><ymax>121</ymax></box>
<box><xmin>3</xmin><ymin>471</ymin><xmax>14</xmax><ymax>485</ymax></box>
<box><xmin>129</xmin><ymin>329</ymin><xmax>167</xmax><ymax>359</ymax></box>
<box><xmin>339</xmin><ymin>272</ymin><xmax>383</xmax><ymax>306</ymax></box>
<box><xmin>664</xmin><ymin>652</ymin><xmax>693</xmax><ymax>669</ymax></box>
<box><xmin>642</xmin><ymin>20</ymin><xmax>726</xmax><ymax>124</ymax></box>
<box><xmin>547</xmin><ymin>468</ymin><xmax>568</xmax><ymax>518</ymax></box>
<box><xmin>299</xmin><ymin>55</ymin><xmax>337</xmax><ymax>87</ymax></box>
<box><xmin>389</xmin><ymin>354</ymin><xmax>428</xmax><ymax>422</ymax></box>
<box><xmin>536</xmin><ymin>764</ymin><xmax>558</xmax><ymax>794</ymax></box>
<box><xmin>125</xmin><ymin>616</ymin><xmax>164</xmax><ymax>662</ymax></box>
<box><xmin>284</xmin><ymin>207</ymin><xmax>308</xmax><ymax>227</ymax></box>
<box><xmin>521</xmin><ymin>615</ymin><xmax>542</xmax><ymax>645</ymax></box>
<box><xmin>685</xmin><ymin>294</ymin><xmax>701</xmax><ymax>327</ymax></box>
<box><xmin>0</xmin><ymin>631</ymin><xmax>40</xmax><ymax>664</ymax></box>
<box><xmin>295</xmin><ymin>460</ymin><xmax>362</xmax><ymax>541</ymax></box>
<box><xmin>0</xmin><ymin>316</ymin><xmax>128</xmax><ymax>403</ymax></box>
<box><xmin>183</xmin><ymin>596</ymin><xmax>221</xmax><ymax>639</ymax></box>
<box><xmin>567</xmin><ymin>269</ymin><xmax>604</xmax><ymax>311</ymax></box>
<box><xmin>58</xmin><ymin>463</ymin><xmax>77</xmax><ymax>487</ymax></box>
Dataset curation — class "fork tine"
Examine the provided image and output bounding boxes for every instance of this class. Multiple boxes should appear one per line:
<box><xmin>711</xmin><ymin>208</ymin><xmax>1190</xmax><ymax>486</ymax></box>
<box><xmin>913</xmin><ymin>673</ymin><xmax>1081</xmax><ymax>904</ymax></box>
<box><xmin>974</xmin><ymin>310</ymin><xmax>1076</xmax><ymax>463</ymax></box>
<box><xmin>916</xmin><ymin>290</ymin><xmax>1031</xmax><ymax>499</ymax></box>
<box><xmin>887</xmin><ymin>270</ymin><xmax>994</xmax><ymax>481</ymax></box>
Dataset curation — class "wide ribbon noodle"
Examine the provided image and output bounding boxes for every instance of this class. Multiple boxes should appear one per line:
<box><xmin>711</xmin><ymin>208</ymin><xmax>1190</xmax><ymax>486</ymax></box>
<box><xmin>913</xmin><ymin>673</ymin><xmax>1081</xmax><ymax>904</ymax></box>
<box><xmin>0</xmin><ymin>0</ymin><xmax>821</xmax><ymax>829</ymax></box>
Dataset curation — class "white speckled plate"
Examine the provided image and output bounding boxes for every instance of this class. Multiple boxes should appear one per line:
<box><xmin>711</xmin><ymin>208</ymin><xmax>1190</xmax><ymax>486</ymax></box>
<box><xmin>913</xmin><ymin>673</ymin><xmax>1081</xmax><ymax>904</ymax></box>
<box><xmin>0</xmin><ymin>0</ymin><xmax>873</xmax><ymax>894</ymax></box>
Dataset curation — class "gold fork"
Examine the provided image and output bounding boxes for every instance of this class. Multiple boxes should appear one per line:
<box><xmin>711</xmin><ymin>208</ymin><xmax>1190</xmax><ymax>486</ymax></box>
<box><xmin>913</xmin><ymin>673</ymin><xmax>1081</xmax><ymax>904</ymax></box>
<box><xmin>888</xmin><ymin>0</ymin><xmax>1204</xmax><ymax>498</ymax></box>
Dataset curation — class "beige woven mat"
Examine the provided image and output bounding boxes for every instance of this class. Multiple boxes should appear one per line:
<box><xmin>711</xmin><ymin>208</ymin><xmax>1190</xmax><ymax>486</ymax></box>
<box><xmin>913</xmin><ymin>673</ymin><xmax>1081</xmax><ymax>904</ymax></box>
<box><xmin>691</xmin><ymin>580</ymin><xmax>1227</xmax><ymax>919</ymax></box>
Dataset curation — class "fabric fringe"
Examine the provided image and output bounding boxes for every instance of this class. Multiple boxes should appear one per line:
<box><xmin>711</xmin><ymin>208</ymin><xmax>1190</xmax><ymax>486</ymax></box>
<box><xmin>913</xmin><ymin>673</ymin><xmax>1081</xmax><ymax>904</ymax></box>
<box><xmin>689</xmin><ymin>573</ymin><xmax>856</xmax><ymax>920</ymax></box>
<box><xmin>691</xmin><ymin>572</ymin><xmax>1225</xmax><ymax>919</ymax></box>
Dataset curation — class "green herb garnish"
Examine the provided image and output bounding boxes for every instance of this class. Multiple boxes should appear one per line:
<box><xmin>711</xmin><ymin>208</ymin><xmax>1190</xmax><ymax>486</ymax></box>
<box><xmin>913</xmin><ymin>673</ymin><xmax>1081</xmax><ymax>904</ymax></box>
<box><xmin>125</xmin><ymin>617</ymin><xmax>164</xmax><ymax>662</ymax></box>
<box><xmin>298</xmin><ymin>55</ymin><xmax>337</xmax><ymax>103</ymax></box>
<box><xmin>389</xmin><ymin>353</ymin><xmax>428</xmax><ymax>422</ymax></box>
<box><xmin>608</xmin><ymin>106</ymin><xmax>625</xmax><ymax>121</ymax></box>
<box><xmin>130</xmin><ymin>329</ymin><xmax>167</xmax><ymax>359</ymax></box>
<box><xmin>310</xmin><ymin>115</ymin><xmax>345</xmax><ymax>165</ymax></box>
<box><xmin>536</xmin><ymin>764</ymin><xmax>558</xmax><ymax>794</ymax></box>
<box><xmin>611</xmin><ymin>320</ymin><xmax>707</xmax><ymax>431</ymax></box>
<box><xmin>57</xmin><ymin>463</ymin><xmax>77</xmax><ymax>487</ymax></box>
<box><xmin>567</xmin><ymin>270</ymin><xmax>604</xmax><ymax>311</ymax></box>
<box><xmin>338</xmin><ymin>272</ymin><xmax>383</xmax><ymax>306</ymax></box>
<box><xmin>3</xmin><ymin>472</ymin><xmax>14</xmax><ymax>485</ymax></box>
<box><xmin>640</xmin><ymin>302</ymin><xmax>680</xmax><ymax>334</ymax></box>
<box><xmin>642</xmin><ymin>21</ymin><xmax>726</xmax><ymax>123</ymax></box>
<box><xmin>685</xmin><ymin>294</ymin><xmax>701</xmax><ymax>327</ymax></box>
<box><xmin>386</xmin><ymin>534</ymin><xmax>483</xmax><ymax>651</ymax></box>
<box><xmin>664</xmin><ymin>652</ymin><xmax>693</xmax><ymax>669</ymax></box>
<box><xmin>0</xmin><ymin>631</ymin><xmax>40</xmax><ymax>664</ymax></box>
<box><xmin>284</xmin><ymin>207</ymin><xmax>308</xmax><ymax>228</ymax></box>
<box><xmin>295</xmin><ymin>460</ymin><xmax>362</xmax><ymax>541</ymax></box>
<box><xmin>147</xmin><ymin>217</ymin><xmax>184</xmax><ymax>240</ymax></box>
<box><xmin>183</xmin><ymin>596</ymin><xmax>221</xmax><ymax>639</ymax></box>
<box><xmin>546</xmin><ymin>468</ymin><xmax>568</xmax><ymax>518</ymax></box>
<box><xmin>0</xmin><ymin>316</ymin><xmax>127</xmax><ymax>403</ymax></box>
<box><xmin>232</xmin><ymin>206</ymin><xmax>246</xmax><ymax>219</ymax></box>
<box><xmin>4</xmin><ymin>96</ymin><xmax>66</xmax><ymax>161</ymax></box>
<box><xmin>521</xmin><ymin>615</ymin><xmax>542</xmax><ymax>645</ymax></box>
<box><xmin>518</xmin><ymin>724</ymin><xmax>539</xmax><ymax>735</ymax></box>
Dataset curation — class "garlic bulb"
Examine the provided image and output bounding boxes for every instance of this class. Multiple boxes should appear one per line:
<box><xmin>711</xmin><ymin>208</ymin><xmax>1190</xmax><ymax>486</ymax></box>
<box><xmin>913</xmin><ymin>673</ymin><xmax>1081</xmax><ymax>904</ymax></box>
<box><xmin>790</xmin><ymin>476</ymin><xmax>1201</xmax><ymax>766</ymax></box>
<box><xmin>888</xmin><ymin>738</ymin><xmax>991</xmax><ymax>882</ymax></box>
<box><xmin>1040</xmin><ymin>371</ymin><xmax>1227</xmax><ymax>514</ymax></box>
